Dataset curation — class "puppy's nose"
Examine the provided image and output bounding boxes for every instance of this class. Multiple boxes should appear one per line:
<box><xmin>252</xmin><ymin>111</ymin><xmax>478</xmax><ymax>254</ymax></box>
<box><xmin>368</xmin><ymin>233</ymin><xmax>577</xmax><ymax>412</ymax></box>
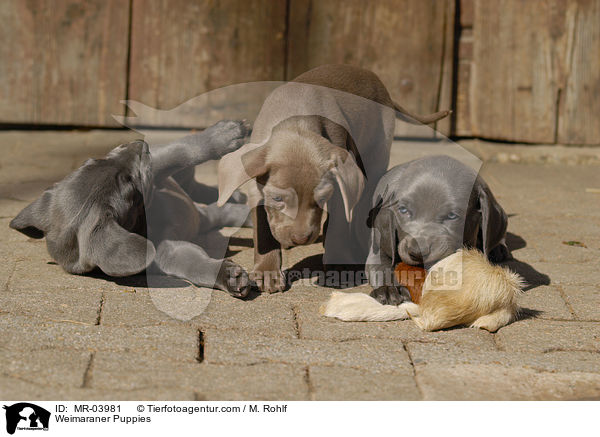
<box><xmin>408</xmin><ymin>239</ymin><xmax>430</xmax><ymax>260</ymax></box>
<box><xmin>291</xmin><ymin>231</ymin><xmax>313</xmax><ymax>245</ymax></box>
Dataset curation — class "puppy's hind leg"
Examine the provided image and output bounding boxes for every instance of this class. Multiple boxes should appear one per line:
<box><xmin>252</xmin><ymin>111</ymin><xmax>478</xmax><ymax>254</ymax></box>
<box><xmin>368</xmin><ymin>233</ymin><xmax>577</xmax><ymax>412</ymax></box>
<box><xmin>154</xmin><ymin>240</ymin><xmax>253</xmax><ymax>298</ymax></box>
<box><xmin>470</xmin><ymin>306</ymin><xmax>517</xmax><ymax>332</ymax></box>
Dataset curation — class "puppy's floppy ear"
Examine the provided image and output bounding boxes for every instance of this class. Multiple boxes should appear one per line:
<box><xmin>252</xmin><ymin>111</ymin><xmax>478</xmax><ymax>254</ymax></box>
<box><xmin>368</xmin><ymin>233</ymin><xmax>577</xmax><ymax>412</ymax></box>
<box><xmin>86</xmin><ymin>215</ymin><xmax>156</xmax><ymax>277</ymax></box>
<box><xmin>217</xmin><ymin>143</ymin><xmax>269</xmax><ymax>206</ymax></box>
<box><xmin>366</xmin><ymin>186</ymin><xmax>391</xmax><ymax>228</ymax></box>
<box><xmin>111</xmin><ymin>140</ymin><xmax>153</xmax><ymax>199</ymax></box>
<box><xmin>476</xmin><ymin>177</ymin><xmax>508</xmax><ymax>257</ymax></box>
<box><xmin>328</xmin><ymin>149</ymin><xmax>365</xmax><ymax>222</ymax></box>
<box><xmin>9</xmin><ymin>189</ymin><xmax>54</xmax><ymax>238</ymax></box>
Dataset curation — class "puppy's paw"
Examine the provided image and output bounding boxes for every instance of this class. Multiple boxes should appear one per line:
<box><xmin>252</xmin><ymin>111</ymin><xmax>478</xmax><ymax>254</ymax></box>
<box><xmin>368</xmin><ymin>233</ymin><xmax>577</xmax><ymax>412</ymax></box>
<box><xmin>217</xmin><ymin>260</ymin><xmax>254</xmax><ymax>299</ymax></box>
<box><xmin>369</xmin><ymin>285</ymin><xmax>411</xmax><ymax>306</ymax></box>
<box><xmin>251</xmin><ymin>268</ymin><xmax>286</xmax><ymax>294</ymax></box>
<box><xmin>205</xmin><ymin>119</ymin><xmax>250</xmax><ymax>159</ymax></box>
<box><xmin>470</xmin><ymin>308</ymin><xmax>514</xmax><ymax>332</ymax></box>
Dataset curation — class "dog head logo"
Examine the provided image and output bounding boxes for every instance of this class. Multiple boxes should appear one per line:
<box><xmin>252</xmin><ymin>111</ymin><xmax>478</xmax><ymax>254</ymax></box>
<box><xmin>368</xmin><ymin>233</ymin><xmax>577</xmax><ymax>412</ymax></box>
<box><xmin>3</xmin><ymin>403</ymin><xmax>50</xmax><ymax>435</ymax></box>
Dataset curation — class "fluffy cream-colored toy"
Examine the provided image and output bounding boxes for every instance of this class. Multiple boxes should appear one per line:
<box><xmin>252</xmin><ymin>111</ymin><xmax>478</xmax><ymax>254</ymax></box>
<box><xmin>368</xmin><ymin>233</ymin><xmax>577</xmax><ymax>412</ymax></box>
<box><xmin>320</xmin><ymin>248</ymin><xmax>524</xmax><ymax>332</ymax></box>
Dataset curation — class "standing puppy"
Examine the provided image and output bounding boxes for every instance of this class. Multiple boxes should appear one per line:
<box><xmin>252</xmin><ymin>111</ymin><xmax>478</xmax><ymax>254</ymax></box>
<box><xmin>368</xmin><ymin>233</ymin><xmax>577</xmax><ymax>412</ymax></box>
<box><xmin>218</xmin><ymin>64</ymin><xmax>450</xmax><ymax>293</ymax></box>
<box><xmin>366</xmin><ymin>155</ymin><xmax>510</xmax><ymax>305</ymax></box>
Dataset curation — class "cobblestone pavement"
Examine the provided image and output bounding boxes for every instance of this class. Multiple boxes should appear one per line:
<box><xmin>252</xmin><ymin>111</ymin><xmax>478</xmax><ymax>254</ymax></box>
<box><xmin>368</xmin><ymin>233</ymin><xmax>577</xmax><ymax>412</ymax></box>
<box><xmin>0</xmin><ymin>130</ymin><xmax>598</xmax><ymax>400</ymax></box>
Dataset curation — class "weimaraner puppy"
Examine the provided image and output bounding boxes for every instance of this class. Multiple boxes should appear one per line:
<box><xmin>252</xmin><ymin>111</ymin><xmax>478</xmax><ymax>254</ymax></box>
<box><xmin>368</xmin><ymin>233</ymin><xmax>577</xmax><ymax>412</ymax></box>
<box><xmin>9</xmin><ymin>120</ymin><xmax>253</xmax><ymax>298</ymax></box>
<box><xmin>218</xmin><ymin>64</ymin><xmax>450</xmax><ymax>293</ymax></box>
<box><xmin>366</xmin><ymin>155</ymin><xmax>510</xmax><ymax>305</ymax></box>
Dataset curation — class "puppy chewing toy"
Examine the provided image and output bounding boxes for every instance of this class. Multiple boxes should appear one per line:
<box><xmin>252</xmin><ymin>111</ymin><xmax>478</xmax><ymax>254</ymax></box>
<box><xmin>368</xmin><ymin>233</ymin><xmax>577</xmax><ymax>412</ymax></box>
<box><xmin>320</xmin><ymin>248</ymin><xmax>524</xmax><ymax>332</ymax></box>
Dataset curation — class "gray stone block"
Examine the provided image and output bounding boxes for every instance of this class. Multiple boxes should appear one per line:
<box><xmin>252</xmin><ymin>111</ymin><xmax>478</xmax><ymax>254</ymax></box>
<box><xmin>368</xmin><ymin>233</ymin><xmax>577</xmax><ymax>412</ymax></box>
<box><xmin>203</xmin><ymin>329</ymin><xmax>414</xmax><ymax>373</ymax></box>
<box><xmin>406</xmin><ymin>342</ymin><xmax>600</xmax><ymax>373</ymax></box>
<box><xmin>91</xmin><ymin>352</ymin><xmax>308</xmax><ymax>400</ymax></box>
<box><xmin>517</xmin><ymin>285</ymin><xmax>573</xmax><ymax>320</ymax></box>
<box><xmin>0</xmin><ymin>348</ymin><xmax>91</xmax><ymax>388</ymax></box>
<box><xmin>192</xmin><ymin>292</ymin><xmax>298</xmax><ymax>339</ymax></box>
<box><xmin>415</xmin><ymin>364</ymin><xmax>600</xmax><ymax>400</ymax></box>
<box><xmin>0</xmin><ymin>287</ymin><xmax>102</xmax><ymax>324</ymax></box>
<box><xmin>0</xmin><ymin>314</ymin><xmax>199</xmax><ymax>362</ymax></box>
<box><xmin>308</xmin><ymin>366</ymin><xmax>420</xmax><ymax>400</ymax></box>
<box><xmin>562</xmin><ymin>286</ymin><xmax>600</xmax><ymax>321</ymax></box>
<box><xmin>496</xmin><ymin>319</ymin><xmax>600</xmax><ymax>353</ymax></box>
<box><xmin>0</xmin><ymin>376</ymin><xmax>195</xmax><ymax>401</ymax></box>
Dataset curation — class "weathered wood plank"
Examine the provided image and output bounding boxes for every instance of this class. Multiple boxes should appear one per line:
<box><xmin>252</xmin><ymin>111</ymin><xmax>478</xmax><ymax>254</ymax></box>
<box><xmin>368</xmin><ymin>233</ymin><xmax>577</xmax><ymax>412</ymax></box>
<box><xmin>287</xmin><ymin>0</ymin><xmax>455</xmax><ymax>137</ymax></box>
<box><xmin>472</xmin><ymin>0</ymin><xmax>599</xmax><ymax>144</ymax></box>
<box><xmin>455</xmin><ymin>27</ymin><xmax>473</xmax><ymax>137</ymax></box>
<box><xmin>460</xmin><ymin>0</ymin><xmax>474</xmax><ymax>28</ymax></box>
<box><xmin>127</xmin><ymin>0</ymin><xmax>287</xmax><ymax>127</ymax></box>
<box><xmin>557</xmin><ymin>0</ymin><xmax>600</xmax><ymax>144</ymax></box>
<box><xmin>0</xmin><ymin>0</ymin><xmax>129</xmax><ymax>126</ymax></box>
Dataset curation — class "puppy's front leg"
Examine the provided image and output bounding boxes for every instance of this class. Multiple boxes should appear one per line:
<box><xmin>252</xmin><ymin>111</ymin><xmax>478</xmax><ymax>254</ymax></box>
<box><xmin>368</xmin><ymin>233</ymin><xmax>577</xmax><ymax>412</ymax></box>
<box><xmin>151</xmin><ymin>120</ymin><xmax>249</xmax><ymax>182</ymax></box>
<box><xmin>154</xmin><ymin>240</ymin><xmax>252</xmax><ymax>298</ymax></box>
<box><xmin>251</xmin><ymin>205</ymin><xmax>285</xmax><ymax>293</ymax></box>
<box><xmin>366</xmin><ymin>229</ymin><xmax>410</xmax><ymax>305</ymax></box>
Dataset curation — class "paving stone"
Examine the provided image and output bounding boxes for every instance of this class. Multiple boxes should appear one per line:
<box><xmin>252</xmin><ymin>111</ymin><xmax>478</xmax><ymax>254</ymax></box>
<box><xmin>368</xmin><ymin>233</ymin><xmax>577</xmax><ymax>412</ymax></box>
<box><xmin>0</xmin><ymin>376</ymin><xmax>195</xmax><ymax>401</ymax></box>
<box><xmin>0</xmin><ymin>255</ymin><xmax>15</xmax><ymax>292</ymax></box>
<box><xmin>100</xmin><ymin>289</ymin><xmax>201</xmax><ymax>327</ymax></box>
<box><xmin>90</xmin><ymin>352</ymin><xmax>308</xmax><ymax>400</ymax></box>
<box><xmin>204</xmin><ymin>329</ymin><xmax>414</xmax><ymax>373</ymax></box>
<box><xmin>102</xmin><ymin>286</ymin><xmax>299</xmax><ymax>340</ymax></box>
<box><xmin>562</xmin><ymin>286</ymin><xmax>600</xmax><ymax>321</ymax></box>
<box><xmin>495</xmin><ymin>319</ymin><xmax>600</xmax><ymax>353</ymax></box>
<box><xmin>517</xmin><ymin>285</ymin><xmax>573</xmax><ymax>320</ymax></box>
<box><xmin>415</xmin><ymin>364</ymin><xmax>600</xmax><ymax>400</ymax></box>
<box><xmin>0</xmin><ymin>314</ymin><xmax>199</xmax><ymax>361</ymax></box>
<box><xmin>4</xmin><ymin>240</ymin><xmax>50</xmax><ymax>263</ymax></box>
<box><xmin>507</xmin><ymin>246</ymin><xmax>544</xmax><ymax>264</ymax></box>
<box><xmin>10</xmin><ymin>259</ymin><xmax>126</xmax><ymax>293</ymax></box>
<box><xmin>0</xmin><ymin>287</ymin><xmax>102</xmax><ymax>324</ymax></box>
<box><xmin>0</xmin><ymin>218</ymin><xmax>31</xmax><ymax>242</ymax></box>
<box><xmin>308</xmin><ymin>366</ymin><xmax>420</xmax><ymax>400</ymax></box>
<box><xmin>533</xmin><ymin>237</ymin><xmax>600</xmax><ymax>264</ymax></box>
<box><xmin>2</xmin><ymin>131</ymin><xmax>600</xmax><ymax>400</ymax></box>
<box><xmin>507</xmin><ymin>214</ymin><xmax>600</xmax><ymax>242</ymax></box>
<box><xmin>0</xmin><ymin>348</ymin><xmax>91</xmax><ymax>388</ymax></box>
<box><xmin>503</xmin><ymin>260</ymin><xmax>597</xmax><ymax>287</ymax></box>
<box><xmin>192</xmin><ymin>292</ymin><xmax>298</xmax><ymax>339</ymax></box>
<box><xmin>295</xmin><ymin>300</ymin><xmax>497</xmax><ymax>350</ymax></box>
<box><xmin>0</xmin><ymin>198</ymin><xmax>30</xmax><ymax>218</ymax></box>
<box><xmin>406</xmin><ymin>342</ymin><xmax>600</xmax><ymax>373</ymax></box>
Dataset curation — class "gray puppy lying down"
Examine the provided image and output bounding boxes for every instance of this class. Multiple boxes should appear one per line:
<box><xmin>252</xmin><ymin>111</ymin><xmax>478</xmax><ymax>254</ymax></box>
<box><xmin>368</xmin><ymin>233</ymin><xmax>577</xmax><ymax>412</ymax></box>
<box><xmin>9</xmin><ymin>120</ymin><xmax>253</xmax><ymax>298</ymax></box>
<box><xmin>366</xmin><ymin>155</ymin><xmax>510</xmax><ymax>305</ymax></box>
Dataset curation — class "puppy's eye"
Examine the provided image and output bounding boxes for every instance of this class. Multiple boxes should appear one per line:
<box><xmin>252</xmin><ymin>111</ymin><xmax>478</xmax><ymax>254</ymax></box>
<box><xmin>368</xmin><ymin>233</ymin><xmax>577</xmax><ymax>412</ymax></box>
<box><xmin>446</xmin><ymin>212</ymin><xmax>459</xmax><ymax>220</ymax></box>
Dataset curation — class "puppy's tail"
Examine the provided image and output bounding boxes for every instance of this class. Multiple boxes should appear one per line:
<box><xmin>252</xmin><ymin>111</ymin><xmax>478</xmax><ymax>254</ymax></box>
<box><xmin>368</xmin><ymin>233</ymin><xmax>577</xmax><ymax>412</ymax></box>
<box><xmin>320</xmin><ymin>291</ymin><xmax>418</xmax><ymax>322</ymax></box>
<box><xmin>393</xmin><ymin>101</ymin><xmax>452</xmax><ymax>125</ymax></box>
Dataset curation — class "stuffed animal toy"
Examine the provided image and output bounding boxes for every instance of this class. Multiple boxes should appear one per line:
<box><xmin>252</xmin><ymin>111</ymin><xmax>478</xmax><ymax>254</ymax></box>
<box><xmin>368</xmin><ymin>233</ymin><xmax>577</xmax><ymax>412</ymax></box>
<box><xmin>320</xmin><ymin>248</ymin><xmax>523</xmax><ymax>332</ymax></box>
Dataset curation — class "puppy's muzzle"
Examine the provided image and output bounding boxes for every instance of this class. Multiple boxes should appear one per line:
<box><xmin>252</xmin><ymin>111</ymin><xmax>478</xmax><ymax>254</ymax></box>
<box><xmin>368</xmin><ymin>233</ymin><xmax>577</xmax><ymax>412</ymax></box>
<box><xmin>291</xmin><ymin>230</ymin><xmax>317</xmax><ymax>245</ymax></box>
<box><xmin>406</xmin><ymin>237</ymin><xmax>430</xmax><ymax>263</ymax></box>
